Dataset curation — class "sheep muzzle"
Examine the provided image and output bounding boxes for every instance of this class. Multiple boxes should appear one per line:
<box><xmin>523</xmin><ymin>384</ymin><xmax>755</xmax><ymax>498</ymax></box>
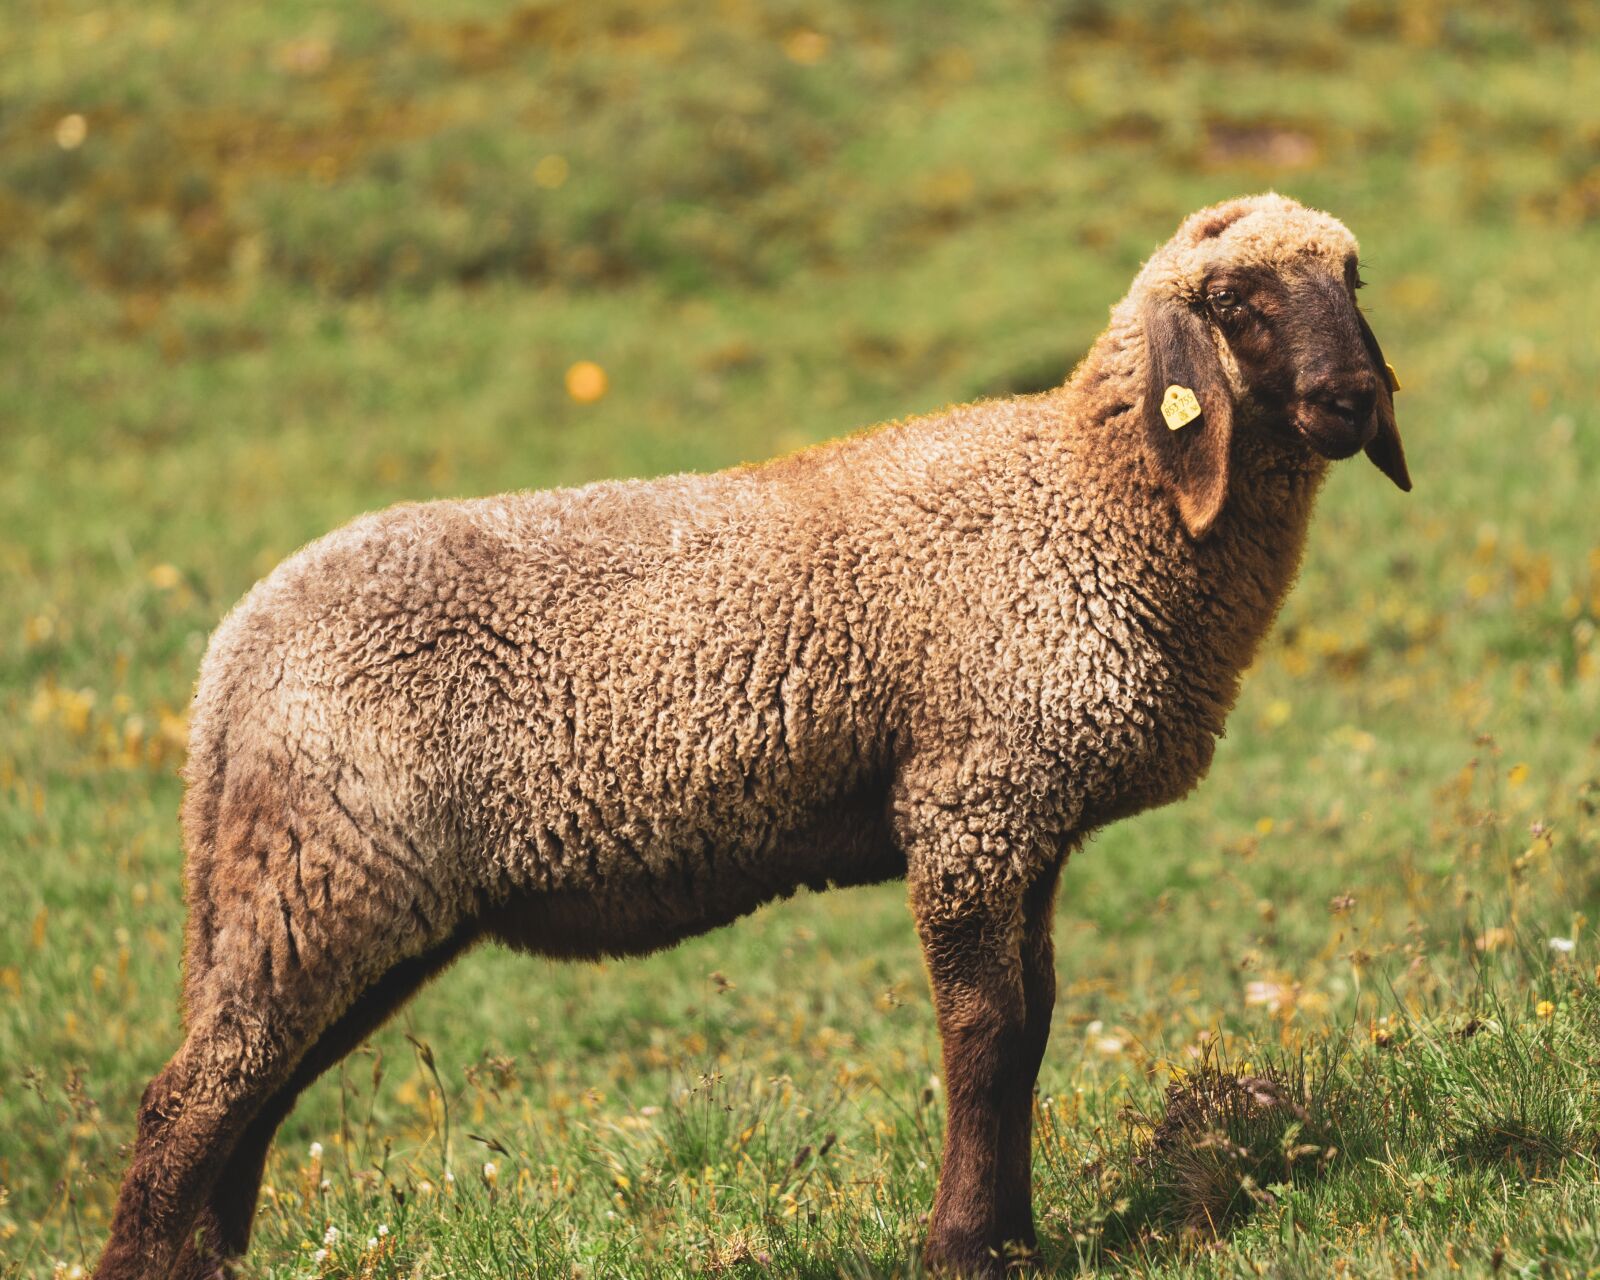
<box><xmin>1289</xmin><ymin>372</ymin><xmax>1381</xmax><ymax>460</ymax></box>
<box><xmin>1278</xmin><ymin>273</ymin><xmax>1408</xmax><ymax>487</ymax></box>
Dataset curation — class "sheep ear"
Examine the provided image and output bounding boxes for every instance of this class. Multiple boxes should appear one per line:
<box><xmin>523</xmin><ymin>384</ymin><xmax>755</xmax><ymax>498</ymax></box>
<box><xmin>1142</xmin><ymin>299</ymin><xmax>1235</xmax><ymax>539</ymax></box>
<box><xmin>1354</xmin><ymin>309</ymin><xmax>1412</xmax><ymax>492</ymax></box>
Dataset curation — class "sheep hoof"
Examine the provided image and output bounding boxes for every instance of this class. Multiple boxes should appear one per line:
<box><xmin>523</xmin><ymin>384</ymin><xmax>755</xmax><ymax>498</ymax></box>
<box><xmin>923</xmin><ymin>1235</ymin><xmax>1038</xmax><ymax>1278</ymax></box>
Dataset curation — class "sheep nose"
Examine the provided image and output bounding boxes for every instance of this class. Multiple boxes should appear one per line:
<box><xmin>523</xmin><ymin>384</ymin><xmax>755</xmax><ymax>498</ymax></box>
<box><xmin>1308</xmin><ymin>375</ymin><xmax>1377</xmax><ymax>428</ymax></box>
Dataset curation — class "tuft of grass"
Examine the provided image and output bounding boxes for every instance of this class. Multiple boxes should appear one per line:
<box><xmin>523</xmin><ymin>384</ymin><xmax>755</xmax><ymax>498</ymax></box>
<box><xmin>1126</xmin><ymin>1065</ymin><xmax>1340</xmax><ymax>1237</ymax></box>
<box><xmin>1054</xmin><ymin>1042</ymin><xmax>1371</xmax><ymax>1265</ymax></box>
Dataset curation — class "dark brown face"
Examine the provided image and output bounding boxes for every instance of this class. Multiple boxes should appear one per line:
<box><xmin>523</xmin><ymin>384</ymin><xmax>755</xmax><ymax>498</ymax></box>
<box><xmin>1199</xmin><ymin>256</ymin><xmax>1381</xmax><ymax>460</ymax></box>
<box><xmin>1140</xmin><ymin>243</ymin><xmax>1408</xmax><ymax>540</ymax></box>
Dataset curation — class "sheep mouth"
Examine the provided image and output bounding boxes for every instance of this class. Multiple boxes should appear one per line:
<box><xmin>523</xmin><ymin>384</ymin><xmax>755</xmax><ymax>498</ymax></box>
<box><xmin>1289</xmin><ymin>401</ymin><xmax>1376</xmax><ymax>461</ymax></box>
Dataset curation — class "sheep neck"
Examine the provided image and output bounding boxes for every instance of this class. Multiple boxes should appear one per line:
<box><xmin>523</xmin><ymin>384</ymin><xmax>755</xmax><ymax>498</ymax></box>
<box><xmin>1040</xmin><ymin>328</ymin><xmax>1329</xmax><ymax>732</ymax></box>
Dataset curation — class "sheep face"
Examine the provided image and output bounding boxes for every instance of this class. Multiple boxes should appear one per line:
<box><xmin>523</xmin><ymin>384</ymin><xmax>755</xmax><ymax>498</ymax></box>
<box><xmin>1202</xmin><ymin>256</ymin><xmax>1397</xmax><ymax>466</ymax></box>
<box><xmin>1137</xmin><ymin>193</ymin><xmax>1410</xmax><ymax>538</ymax></box>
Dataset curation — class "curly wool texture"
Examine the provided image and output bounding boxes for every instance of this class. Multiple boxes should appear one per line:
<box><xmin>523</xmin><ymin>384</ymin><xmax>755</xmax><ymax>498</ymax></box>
<box><xmin>179</xmin><ymin>193</ymin><xmax>1351</xmax><ymax>996</ymax></box>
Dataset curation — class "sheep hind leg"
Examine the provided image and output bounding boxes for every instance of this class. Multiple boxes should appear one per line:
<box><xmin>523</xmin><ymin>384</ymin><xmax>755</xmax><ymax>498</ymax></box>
<box><xmin>95</xmin><ymin>794</ymin><xmax>460</xmax><ymax>1280</ymax></box>
<box><xmin>170</xmin><ymin>933</ymin><xmax>474</xmax><ymax>1280</ymax></box>
<box><xmin>91</xmin><ymin>984</ymin><xmax>315</xmax><ymax>1280</ymax></box>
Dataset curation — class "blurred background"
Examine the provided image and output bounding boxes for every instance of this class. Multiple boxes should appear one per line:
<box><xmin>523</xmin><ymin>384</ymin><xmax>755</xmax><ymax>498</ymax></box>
<box><xmin>3</xmin><ymin>2</ymin><xmax>1599</xmax><ymax>1276</ymax></box>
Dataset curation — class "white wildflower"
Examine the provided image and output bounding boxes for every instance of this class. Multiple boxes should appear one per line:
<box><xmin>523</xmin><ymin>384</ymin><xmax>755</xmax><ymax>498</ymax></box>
<box><xmin>1245</xmin><ymin>979</ymin><xmax>1293</xmax><ymax>1013</ymax></box>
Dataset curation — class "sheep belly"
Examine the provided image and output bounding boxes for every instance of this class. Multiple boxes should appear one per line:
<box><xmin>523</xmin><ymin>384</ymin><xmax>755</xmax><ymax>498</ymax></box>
<box><xmin>482</xmin><ymin>780</ymin><xmax>901</xmax><ymax>960</ymax></box>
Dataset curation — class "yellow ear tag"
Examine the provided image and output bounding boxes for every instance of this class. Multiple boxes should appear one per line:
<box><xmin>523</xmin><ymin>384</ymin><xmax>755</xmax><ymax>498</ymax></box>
<box><xmin>1160</xmin><ymin>384</ymin><xmax>1203</xmax><ymax>430</ymax></box>
<box><xmin>1384</xmin><ymin>362</ymin><xmax>1402</xmax><ymax>393</ymax></box>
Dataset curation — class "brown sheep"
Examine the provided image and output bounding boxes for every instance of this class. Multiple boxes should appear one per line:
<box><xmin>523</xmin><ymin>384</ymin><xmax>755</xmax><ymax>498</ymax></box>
<box><xmin>94</xmin><ymin>192</ymin><xmax>1408</xmax><ymax>1280</ymax></box>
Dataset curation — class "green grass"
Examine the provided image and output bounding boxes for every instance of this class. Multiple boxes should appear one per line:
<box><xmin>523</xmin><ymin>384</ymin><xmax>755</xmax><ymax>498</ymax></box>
<box><xmin>3</xmin><ymin>0</ymin><xmax>1600</xmax><ymax>1275</ymax></box>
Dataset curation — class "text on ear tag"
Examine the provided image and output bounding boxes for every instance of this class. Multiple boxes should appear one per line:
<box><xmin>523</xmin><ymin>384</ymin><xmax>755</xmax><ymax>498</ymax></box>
<box><xmin>1160</xmin><ymin>384</ymin><xmax>1203</xmax><ymax>430</ymax></box>
<box><xmin>1384</xmin><ymin>362</ymin><xmax>1402</xmax><ymax>393</ymax></box>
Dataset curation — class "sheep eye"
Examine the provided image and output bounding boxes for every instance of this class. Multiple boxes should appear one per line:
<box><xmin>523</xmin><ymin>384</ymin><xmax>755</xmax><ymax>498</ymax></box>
<box><xmin>1207</xmin><ymin>289</ymin><xmax>1241</xmax><ymax>311</ymax></box>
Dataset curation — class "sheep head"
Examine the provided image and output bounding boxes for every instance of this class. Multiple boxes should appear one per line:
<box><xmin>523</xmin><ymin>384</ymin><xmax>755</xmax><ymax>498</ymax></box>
<box><xmin>1131</xmin><ymin>193</ymin><xmax>1410</xmax><ymax>539</ymax></box>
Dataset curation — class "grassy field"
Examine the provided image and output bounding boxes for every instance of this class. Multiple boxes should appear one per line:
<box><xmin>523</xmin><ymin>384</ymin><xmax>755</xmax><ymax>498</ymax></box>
<box><xmin>3</xmin><ymin>0</ymin><xmax>1600</xmax><ymax>1275</ymax></box>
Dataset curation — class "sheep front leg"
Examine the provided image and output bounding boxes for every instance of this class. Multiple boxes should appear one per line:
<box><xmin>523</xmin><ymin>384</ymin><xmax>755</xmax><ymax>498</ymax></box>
<box><xmin>994</xmin><ymin>870</ymin><xmax>1060</xmax><ymax>1258</ymax></box>
<box><xmin>909</xmin><ymin>844</ymin><xmax>1052</xmax><ymax>1278</ymax></box>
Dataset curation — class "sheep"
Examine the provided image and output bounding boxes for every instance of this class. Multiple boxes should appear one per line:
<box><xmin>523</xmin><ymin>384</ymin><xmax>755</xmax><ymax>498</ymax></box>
<box><xmin>93</xmin><ymin>192</ymin><xmax>1408</xmax><ymax>1280</ymax></box>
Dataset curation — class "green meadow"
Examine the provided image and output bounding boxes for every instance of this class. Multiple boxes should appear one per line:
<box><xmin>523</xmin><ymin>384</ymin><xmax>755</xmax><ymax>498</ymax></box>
<box><xmin>3</xmin><ymin>1</ymin><xmax>1600</xmax><ymax>1275</ymax></box>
